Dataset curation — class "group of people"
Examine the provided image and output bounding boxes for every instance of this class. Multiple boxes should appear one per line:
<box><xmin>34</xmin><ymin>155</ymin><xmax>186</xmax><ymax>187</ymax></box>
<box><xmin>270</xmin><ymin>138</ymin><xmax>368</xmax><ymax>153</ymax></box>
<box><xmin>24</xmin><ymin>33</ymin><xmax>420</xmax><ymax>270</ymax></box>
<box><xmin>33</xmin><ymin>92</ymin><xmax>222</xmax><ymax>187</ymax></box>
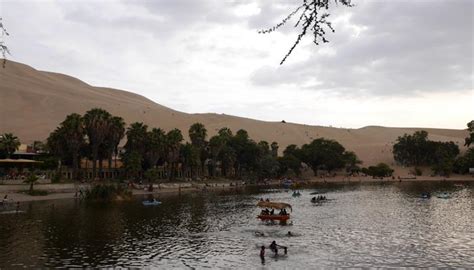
<box><xmin>259</xmin><ymin>208</ymin><xmax>288</xmax><ymax>216</ymax></box>
<box><xmin>311</xmin><ymin>195</ymin><xmax>327</xmax><ymax>202</ymax></box>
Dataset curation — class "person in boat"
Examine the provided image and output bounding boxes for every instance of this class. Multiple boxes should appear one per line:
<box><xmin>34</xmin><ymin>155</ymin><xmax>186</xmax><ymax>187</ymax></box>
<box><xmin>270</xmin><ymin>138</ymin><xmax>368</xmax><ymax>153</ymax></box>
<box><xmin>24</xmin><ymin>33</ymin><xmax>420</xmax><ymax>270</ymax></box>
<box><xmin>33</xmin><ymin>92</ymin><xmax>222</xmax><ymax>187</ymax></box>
<box><xmin>260</xmin><ymin>198</ymin><xmax>264</xmax><ymax>201</ymax></box>
<box><xmin>282</xmin><ymin>209</ymin><xmax>287</xmax><ymax>215</ymax></box>
<box><xmin>270</xmin><ymin>209</ymin><xmax>274</xmax><ymax>215</ymax></box>
<box><xmin>265</xmin><ymin>198</ymin><xmax>270</xmax><ymax>202</ymax></box>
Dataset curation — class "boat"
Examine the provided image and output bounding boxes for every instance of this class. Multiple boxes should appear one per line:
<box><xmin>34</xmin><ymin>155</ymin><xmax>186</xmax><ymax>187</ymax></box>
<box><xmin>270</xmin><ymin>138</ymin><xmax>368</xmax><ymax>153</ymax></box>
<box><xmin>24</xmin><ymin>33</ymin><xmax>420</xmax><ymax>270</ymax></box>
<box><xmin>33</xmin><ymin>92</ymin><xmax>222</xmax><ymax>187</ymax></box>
<box><xmin>282</xmin><ymin>179</ymin><xmax>293</xmax><ymax>188</ymax></box>
<box><xmin>420</xmin><ymin>193</ymin><xmax>431</xmax><ymax>199</ymax></box>
<box><xmin>436</xmin><ymin>192</ymin><xmax>451</xmax><ymax>199</ymax></box>
<box><xmin>292</xmin><ymin>191</ymin><xmax>301</xmax><ymax>197</ymax></box>
<box><xmin>257</xmin><ymin>201</ymin><xmax>292</xmax><ymax>222</ymax></box>
<box><xmin>142</xmin><ymin>199</ymin><xmax>162</xmax><ymax>206</ymax></box>
<box><xmin>311</xmin><ymin>196</ymin><xmax>327</xmax><ymax>203</ymax></box>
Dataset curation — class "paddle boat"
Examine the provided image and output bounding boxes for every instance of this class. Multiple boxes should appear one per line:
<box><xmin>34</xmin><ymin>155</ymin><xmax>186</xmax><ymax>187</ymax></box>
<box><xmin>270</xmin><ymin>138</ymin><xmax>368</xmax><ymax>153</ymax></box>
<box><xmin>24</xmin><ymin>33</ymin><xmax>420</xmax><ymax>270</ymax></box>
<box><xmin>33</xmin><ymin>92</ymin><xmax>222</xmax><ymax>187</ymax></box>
<box><xmin>257</xmin><ymin>201</ymin><xmax>291</xmax><ymax>223</ymax></box>
<box><xmin>142</xmin><ymin>199</ymin><xmax>162</xmax><ymax>206</ymax></box>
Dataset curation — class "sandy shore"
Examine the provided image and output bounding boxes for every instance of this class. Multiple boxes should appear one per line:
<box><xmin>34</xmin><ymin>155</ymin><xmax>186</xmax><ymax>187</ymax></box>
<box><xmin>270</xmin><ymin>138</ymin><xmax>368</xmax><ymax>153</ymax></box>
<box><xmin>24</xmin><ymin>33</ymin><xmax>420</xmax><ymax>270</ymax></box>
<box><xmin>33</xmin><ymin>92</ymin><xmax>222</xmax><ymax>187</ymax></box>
<box><xmin>0</xmin><ymin>181</ymin><xmax>248</xmax><ymax>203</ymax></box>
<box><xmin>1</xmin><ymin>176</ymin><xmax>472</xmax><ymax>203</ymax></box>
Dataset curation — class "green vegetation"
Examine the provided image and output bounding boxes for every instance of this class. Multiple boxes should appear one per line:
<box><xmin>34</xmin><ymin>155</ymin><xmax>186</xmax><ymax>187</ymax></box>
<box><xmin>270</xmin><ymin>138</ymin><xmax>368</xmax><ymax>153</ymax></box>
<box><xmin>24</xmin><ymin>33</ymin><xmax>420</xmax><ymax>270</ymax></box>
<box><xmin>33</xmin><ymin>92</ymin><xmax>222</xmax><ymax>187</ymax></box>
<box><xmin>24</xmin><ymin>190</ymin><xmax>48</xmax><ymax>196</ymax></box>
<box><xmin>277</xmin><ymin>139</ymin><xmax>360</xmax><ymax>176</ymax></box>
<box><xmin>47</xmin><ymin>109</ymin><xmax>126</xmax><ymax>180</ymax></box>
<box><xmin>23</xmin><ymin>173</ymin><xmax>39</xmax><ymax>192</ymax></box>
<box><xmin>362</xmin><ymin>163</ymin><xmax>394</xmax><ymax>177</ymax></box>
<box><xmin>42</xmin><ymin>108</ymin><xmax>362</xmax><ymax>182</ymax></box>
<box><xmin>453</xmin><ymin>148</ymin><xmax>474</xmax><ymax>174</ymax></box>
<box><xmin>32</xmin><ymin>108</ymin><xmax>363</xmax><ymax>182</ymax></box>
<box><xmin>0</xmin><ymin>133</ymin><xmax>21</xmax><ymax>158</ymax></box>
<box><xmin>84</xmin><ymin>184</ymin><xmax>132</xmax><ymax>201</ymax></box>
<box><xmin>465</xmin><ymin>120</ymin><xmax>474</xmax><ymax>147</ymax></box>
<box><xmin>393</xmin><ymin>130</ymin><xmax>460</xmax><ymax>176</ymax></box>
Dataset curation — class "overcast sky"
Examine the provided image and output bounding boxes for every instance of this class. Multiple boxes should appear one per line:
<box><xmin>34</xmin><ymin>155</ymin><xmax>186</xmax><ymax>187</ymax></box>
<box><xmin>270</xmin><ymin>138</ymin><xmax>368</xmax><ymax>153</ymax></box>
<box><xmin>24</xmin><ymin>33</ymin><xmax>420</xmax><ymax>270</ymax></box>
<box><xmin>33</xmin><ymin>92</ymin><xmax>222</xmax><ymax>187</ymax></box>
<box><xmin>1</xmin><ymin>0</ymin><xmax>473</xmax><ymax>129</ymax></box>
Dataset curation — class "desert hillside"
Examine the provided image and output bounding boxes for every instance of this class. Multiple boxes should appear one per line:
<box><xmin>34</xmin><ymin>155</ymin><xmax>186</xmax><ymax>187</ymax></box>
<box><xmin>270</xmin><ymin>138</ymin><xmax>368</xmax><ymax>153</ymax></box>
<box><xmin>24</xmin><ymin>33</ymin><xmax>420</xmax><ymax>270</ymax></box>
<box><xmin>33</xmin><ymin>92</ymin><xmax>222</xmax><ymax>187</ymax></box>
<box><xmin>0</xmin><ymin>60</ymin><xmax>468</xmax><ymax>170</ymax></box>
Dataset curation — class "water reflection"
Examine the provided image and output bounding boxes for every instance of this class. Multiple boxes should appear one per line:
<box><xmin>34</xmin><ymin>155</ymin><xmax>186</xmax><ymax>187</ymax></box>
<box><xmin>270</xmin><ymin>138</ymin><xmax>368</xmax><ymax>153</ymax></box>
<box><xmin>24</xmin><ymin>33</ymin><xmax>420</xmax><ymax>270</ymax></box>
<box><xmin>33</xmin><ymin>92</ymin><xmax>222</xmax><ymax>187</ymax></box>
<box><xmin>0</xmin><ymin>182</ymin><xmax>473</xmax><ymax>268</ymax></box>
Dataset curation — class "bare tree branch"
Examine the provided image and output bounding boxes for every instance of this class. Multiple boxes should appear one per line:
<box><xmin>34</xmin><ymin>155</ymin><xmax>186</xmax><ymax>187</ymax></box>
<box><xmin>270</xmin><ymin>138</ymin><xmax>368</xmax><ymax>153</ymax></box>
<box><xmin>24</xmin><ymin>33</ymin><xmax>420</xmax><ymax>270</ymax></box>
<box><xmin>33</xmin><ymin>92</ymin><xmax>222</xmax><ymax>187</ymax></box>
<box><xmin>259</xmin><ymin>0</ymin><xmax>353</xmax><ymax>65</ymax></box>
<box><xmin>0</xmin><ymin>17</ymin><xmax>10</xmax><ymax>68</ymax></box>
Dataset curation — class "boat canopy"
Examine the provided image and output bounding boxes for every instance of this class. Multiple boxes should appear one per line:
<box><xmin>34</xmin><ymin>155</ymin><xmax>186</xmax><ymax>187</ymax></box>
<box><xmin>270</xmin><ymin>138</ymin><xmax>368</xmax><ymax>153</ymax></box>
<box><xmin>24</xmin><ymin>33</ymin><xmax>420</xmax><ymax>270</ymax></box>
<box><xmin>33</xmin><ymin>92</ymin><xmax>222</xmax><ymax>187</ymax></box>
<box><xmin>257</xmin><ymin>201</ymin><xmax>292</xmax><ymax>212</ymax></box>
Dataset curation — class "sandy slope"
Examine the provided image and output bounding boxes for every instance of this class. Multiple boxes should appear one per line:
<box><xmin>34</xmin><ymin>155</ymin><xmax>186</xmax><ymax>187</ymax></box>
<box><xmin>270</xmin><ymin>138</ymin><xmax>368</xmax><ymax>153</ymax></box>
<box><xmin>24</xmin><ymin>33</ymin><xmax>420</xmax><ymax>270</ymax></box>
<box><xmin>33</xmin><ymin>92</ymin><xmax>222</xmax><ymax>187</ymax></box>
<box><xmin>0</xmin><ymin>60</ymin><xmax>468</xmax><ymax>171</ymax></box>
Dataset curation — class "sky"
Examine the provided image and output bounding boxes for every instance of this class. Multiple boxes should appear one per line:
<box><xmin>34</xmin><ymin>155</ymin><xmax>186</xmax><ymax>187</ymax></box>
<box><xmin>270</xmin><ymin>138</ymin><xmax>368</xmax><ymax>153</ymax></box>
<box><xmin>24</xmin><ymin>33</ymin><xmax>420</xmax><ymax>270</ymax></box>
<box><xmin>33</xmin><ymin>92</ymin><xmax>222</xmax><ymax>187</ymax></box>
<box><xmin>0</xmin><ymin>0</ymin><xmax>473</xmax><ymax>129</ymax></box>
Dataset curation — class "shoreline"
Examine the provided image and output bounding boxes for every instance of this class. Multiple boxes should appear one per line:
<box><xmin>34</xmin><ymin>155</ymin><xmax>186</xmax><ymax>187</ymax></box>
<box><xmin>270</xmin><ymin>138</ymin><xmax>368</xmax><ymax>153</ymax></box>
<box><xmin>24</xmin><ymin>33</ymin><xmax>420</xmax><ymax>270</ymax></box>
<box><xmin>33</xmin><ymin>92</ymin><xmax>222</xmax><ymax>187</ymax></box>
<box><xmin>1</xmin><ymin>176</ymin><xmax>473</xmax><ymax>203</ymax></box>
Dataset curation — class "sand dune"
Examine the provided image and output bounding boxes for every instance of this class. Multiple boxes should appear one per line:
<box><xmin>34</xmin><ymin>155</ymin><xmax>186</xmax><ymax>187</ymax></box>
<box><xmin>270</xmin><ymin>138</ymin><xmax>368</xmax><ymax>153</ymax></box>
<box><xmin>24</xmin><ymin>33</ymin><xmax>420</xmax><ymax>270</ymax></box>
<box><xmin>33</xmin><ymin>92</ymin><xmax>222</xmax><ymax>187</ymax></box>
<box><xmin>0</xmin><ymin>60</ymin><xmax>468</xmax><ymax>171</ymax></box>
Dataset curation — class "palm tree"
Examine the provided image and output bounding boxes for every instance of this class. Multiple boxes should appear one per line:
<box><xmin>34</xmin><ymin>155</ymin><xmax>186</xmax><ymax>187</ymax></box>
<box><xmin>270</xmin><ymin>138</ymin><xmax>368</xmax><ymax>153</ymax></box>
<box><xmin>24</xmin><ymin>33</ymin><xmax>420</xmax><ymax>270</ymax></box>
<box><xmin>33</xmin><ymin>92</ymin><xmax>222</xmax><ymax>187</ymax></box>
<box><xmin>189</xmin><ymin>123</ymin><xmax>208</xmax><ymax>177</ymax></box>
<box><xmin>83</xmin><ymin>108</ymin><xmax>112</xmax><ymax>180</ymax></box>
<box><xmin>180</xmin><ymin>143</ymin><xmax>199</xmax><ymax>178</ymax></box>
<box><xmin>47</xmin><ymin>127</ymin><xmax>67</xmax><ymax>174</ymax></box>
<box><xmin>166</xmin><ymin>129</ymin><xmax>183</xmax><ymax>180</ymax></box>
<box><xmin>124</xmin><ymin>122</ymin><xmax>148</xmax><ymax>155</ymax></box>
<box><xmin>123</xmin><ymin>122</ymin><xmax>148</xmax><ymax>180</ymax></box>
<box><xmin>0</xmin><ymin>133</ymin><xmax>20</xmax><ymax>158</ymax></box>
<box><xmin>145</xmin><ymin>127</ymin><xmax>166</xmax><ymax>169</ymax></box>
<box><xmin>105</xmin><ymin>116</ymin><xmax>125</xmax><ymax>171</ymax></box>
<box><xmin>60</xmin><ymin>113</ymin><xmax>85</xmax><ymax>180</ymax></box>
<box><xmin>24</xmin><ymin>173</ymin><xmax>39</xmax><ymax>193</ymax></box>
<box><xmin>271</xmin><ymin>142</ymin><xmax>279</xmax><ymax>158</ymax></box>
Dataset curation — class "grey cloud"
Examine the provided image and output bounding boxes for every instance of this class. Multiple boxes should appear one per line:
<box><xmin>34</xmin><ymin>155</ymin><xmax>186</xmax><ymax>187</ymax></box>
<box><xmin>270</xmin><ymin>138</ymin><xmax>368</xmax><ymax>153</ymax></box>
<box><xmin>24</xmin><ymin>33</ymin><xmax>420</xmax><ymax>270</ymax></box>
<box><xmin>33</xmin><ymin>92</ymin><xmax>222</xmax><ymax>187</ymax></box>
<box><xmin>250</xmin><ymin>0</ymin><xmax>473</xmax><ymax>96</ymax></box>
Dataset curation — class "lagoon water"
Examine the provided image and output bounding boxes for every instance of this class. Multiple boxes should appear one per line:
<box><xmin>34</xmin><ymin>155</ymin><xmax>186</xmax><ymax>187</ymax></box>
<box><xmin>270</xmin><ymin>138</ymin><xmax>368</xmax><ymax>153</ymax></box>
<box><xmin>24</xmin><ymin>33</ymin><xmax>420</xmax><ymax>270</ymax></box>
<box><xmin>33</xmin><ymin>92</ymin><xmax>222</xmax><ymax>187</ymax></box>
<box><xmin>0</xmin><ymin>182</ymin><xmax>473</xmax><ymax>268</ymax></box>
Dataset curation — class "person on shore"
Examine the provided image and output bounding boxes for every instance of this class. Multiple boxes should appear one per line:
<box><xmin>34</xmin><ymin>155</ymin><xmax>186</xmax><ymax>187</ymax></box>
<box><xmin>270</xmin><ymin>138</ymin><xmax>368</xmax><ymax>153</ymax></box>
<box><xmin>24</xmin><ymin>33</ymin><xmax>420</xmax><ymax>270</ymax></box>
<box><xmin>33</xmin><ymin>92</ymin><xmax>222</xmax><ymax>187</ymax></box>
<box><xmin>260</xmin><ymin>245</ymin><xmax>265</xmax><ymax>264</ymax></box>
<box><xmin>1</xmin><ymin>194</ymin><xmax>8</xmax><ymax>205</ymax></box>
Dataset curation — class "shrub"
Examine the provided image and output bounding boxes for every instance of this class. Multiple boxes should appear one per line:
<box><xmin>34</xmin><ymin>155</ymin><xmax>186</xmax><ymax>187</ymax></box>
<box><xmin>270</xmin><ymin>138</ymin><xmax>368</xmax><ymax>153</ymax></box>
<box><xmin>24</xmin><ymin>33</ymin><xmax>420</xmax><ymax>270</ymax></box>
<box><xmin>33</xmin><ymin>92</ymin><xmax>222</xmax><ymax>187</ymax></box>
<box><xmin>411</xmin><ymin>167</ymin><xmax>423</xmax><ymax>176</ymax></box>
<box><xmin>51</xmin><ymin>172</ymin><xmax>62</xmax><ymax>183</ymax></box>
<box><xmin>84</xmin><ymin>184</ymin><xmax>132</xmax><ymax>201</ymax></box>
<box><xmin>363</xmin><ymin>163</ymin><xmax>394</xmax><ymax>177</ymax></box>
<box><xmin>25</xmin><ymin>190</ymin><xmax>48</xmax><ymax>196</ymax></box>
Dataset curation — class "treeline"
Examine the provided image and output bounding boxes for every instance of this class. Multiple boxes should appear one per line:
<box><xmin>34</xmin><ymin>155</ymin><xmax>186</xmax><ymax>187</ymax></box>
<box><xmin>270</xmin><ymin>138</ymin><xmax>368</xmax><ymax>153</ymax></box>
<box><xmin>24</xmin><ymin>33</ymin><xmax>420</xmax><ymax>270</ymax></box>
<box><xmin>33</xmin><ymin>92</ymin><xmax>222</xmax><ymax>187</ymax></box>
<box><xmin>392</xmin><ymin>120</ymin><xmax>474</xmax><ymax>176</ymax></box>
<box><xmin>42</xmin><ymin>108</ymin><xmax>366</xmax><ymax>181</ymax></box>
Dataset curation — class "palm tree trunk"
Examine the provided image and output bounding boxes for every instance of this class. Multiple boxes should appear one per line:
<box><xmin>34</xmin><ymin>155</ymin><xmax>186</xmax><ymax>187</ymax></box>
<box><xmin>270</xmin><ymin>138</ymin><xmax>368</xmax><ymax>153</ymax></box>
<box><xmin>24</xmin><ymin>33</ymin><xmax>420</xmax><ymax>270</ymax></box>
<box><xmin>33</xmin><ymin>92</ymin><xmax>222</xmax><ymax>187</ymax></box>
<box><xmin>108</xmin><ymin>157</ymin><xmax>112</xmax><ymax>174</ymax></box>
<box><xmin>99</xmin><ymin>158</ymin><xmax>103</xmax><ymax>179</ymax></box>
<box><xmin>92</xmin><ymin>147</ymin><xmax>98</xmax><ymax>180</ymax></box>
<box><xmin>72</xmin><ymin>154</ymin><xmax>78</xmax><ymax>181</ymax></box>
